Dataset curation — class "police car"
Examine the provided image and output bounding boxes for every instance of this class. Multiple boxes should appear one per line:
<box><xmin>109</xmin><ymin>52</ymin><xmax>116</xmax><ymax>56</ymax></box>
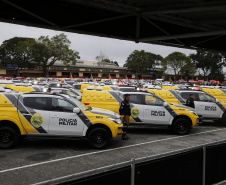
<box><xmin>0</xmin><ymin>93</ymin><xmax>124</xmax><ymax>149</ymax></box>
<box><xmin>176</xmin><ymin>90</ymin><xmax>226</xmax><ymax>123</ymax></box>
<box><xmin>82</xmin><ymin>90</ymin><xmax>200</xmax><ymax>135</ymax></box>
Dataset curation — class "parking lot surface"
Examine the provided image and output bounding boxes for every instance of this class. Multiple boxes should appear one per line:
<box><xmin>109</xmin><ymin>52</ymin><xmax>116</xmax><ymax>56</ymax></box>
<box><xmin>1</xmin><ymin>122</ymin><xmax>226</xmax><ymax>185</ymax></box>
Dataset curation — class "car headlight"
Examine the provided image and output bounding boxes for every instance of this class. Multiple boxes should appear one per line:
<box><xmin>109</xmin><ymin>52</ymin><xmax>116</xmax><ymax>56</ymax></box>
<box><xmin>108</xmin><ymin>118</ymin><xmax>122</xmax><ymax>124</ymax></box>
<box><xmin>43</xmin><ymin>88</ymin><xmax>47</xmax><ymax>92</ymax></box>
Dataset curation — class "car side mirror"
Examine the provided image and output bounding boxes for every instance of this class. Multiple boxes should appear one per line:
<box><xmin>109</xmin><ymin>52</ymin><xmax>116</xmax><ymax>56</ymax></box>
<box><xmin>163</xmin><ymin>102</ymin><xmax>168</xmax><ymax>107</ymax></box>
<box><xmin>73</xmin><ymin>107</ymin><xmax>81</xmax><ymax>114</ymax></box>
<box><xmin>77</xmin><ymin>96</ymin><xmax>82</xmax><ymax>100</ymax></box>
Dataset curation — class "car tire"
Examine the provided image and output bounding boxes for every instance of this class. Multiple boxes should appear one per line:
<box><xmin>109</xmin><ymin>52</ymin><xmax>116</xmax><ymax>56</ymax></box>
<box><xmin>0</xmin><ymin>126</ymin><xmax>20</xmax><ymax>149</ymax></box>
<box><xmin>88</xmin><ymin>127</ymin><xmax>110</xmax><ymax>149</ymax></box>
<box><xmin>220</xmin><ymin>113</ymin><xmax>226</xmax><ymax>125</ymax></box>
<box><xmin>173</xmin><ymin>118</ymin><xmax>191</xmax><ymax>135</ymax></box>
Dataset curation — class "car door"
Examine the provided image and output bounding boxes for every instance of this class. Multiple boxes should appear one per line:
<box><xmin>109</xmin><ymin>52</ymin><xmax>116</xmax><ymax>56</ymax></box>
<box><xmin>142</xmin><ymin>94</ymin><xmax>172</xmax><ymax>125</ymax></box>
<box><xmin>49</xmin><ymin>97</ymin><xmax>84</xmax><ymax>136</ymax></box>
<box><xmin>128</xmin><ymin>94</ymin><xmax>144</xmax><ymax>123</ymax></box>
<box><xmin>21</xmin><ymin>96</ymin><xmax>50</xmax><ymax>134</ymax></box>
<box><xmin>196</xmin><ymin>93</ymin><xmax>222</xmax><ymax>118</ymax></box>
<box><xmin>180</xmin><ymin>92</ymin><xmax>201</xmax><ymax>113</ymax></box>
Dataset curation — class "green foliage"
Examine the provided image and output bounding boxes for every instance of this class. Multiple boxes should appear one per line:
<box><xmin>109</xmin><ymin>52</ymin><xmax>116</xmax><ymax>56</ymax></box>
<box><xmin>0</xmin><ymin>34</ymin><xmax>80</xmax><ymax>77</ymax></box>
<box><xmin>164</xmin><ymin>52</ymin><xmax>193</xmax><ymax>76</ymax></box>
<box><xmin>180</xmin><ymin>59</ymin><xmax>196</xmax><ymax>77</ymax></box>
<box><xmin>102</xmin><ymin>58</ymin><xmax>111</xmax><ymax>63</ymax></box>
<box><xmin>0</xmin><ymin>37</ymin><xmax>35</xmax><ymax>68</ymax></box>
<box><xmin>113</xmin><ymin>61</ymin><xmax>119</xmax><ymax>67</ymax></box>
<box><xmin>33</xmin><ymin>33</ymin><xmax>80</xmax><ymax>76</ymax></box>
<box><xmin>190</xmin><ymin>49</ymin><xmax>225</xmax><ymax>81</ymax></box>
<box><xmin>125</xmin><ymin>50</ymin><xmax>163</xmax><ymax>77</ymax></box>
<box><xmin>96</xmin><ymin>51</ymin><xmax>108</xmax><ymax>63</ymax></box>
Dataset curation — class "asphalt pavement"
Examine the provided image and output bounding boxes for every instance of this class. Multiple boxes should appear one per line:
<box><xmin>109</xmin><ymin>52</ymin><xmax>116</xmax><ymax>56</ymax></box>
<box><xmin>1</xmin><ymin>122</ymin><xmax>226</xmax><ymax>185</ymax></box>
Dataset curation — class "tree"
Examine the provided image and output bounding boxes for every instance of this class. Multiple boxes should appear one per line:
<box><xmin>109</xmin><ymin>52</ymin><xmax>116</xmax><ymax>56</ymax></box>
<box><xmin>180</xmin><ymin>59</ymin><xmax>196</xmax><ymax>77</ymax></box>
<box><xmin>102</xmin><ymin>58</ymin><xmax>111</xmax><ymax>63</ymax></box>
<box><xmin>96</xmin><ymin>51</ymin><xmax>108</xmax><ymax>63</ymax></box>
<box><xmin>190</xmin><ymin>50</ymin><xmax>211</xmax><ymax>78</ymax></box>
<box><xmin>147</xmin><ymin>52</ymin><xmax>163</xmax><ymax>71</ymax></box>
<box><xmin>32</xmin><ymin>33</ymin><xmax>80</xmax><ymax>77</ymax></box>
<box><xmin>125</xmin><ymin>50</ymin><xmax>163</xmax><ymax>78</ymax></box>
<box><xmin>0</xmin><ymin>37</ymin><xmax>35</xmax><ymax>68</ymax></box>
<box><xmin>96</xmin><ymin>51</ymin><xmax>111</xmax><ymax>73</ymax></box>
<box><xmin>164</xmin><ymin>52</ymin><xmax>192</xmax><ymax>76</ymax></box>
<box><xmin>190</xmin><ymin>49</ymin><xmax>225</xmax><ymax>81</ymax></box>
<box><xmin>113</xmin><ymin>61</ymin><xmax>119</xmax><ymax>67</ymax></box>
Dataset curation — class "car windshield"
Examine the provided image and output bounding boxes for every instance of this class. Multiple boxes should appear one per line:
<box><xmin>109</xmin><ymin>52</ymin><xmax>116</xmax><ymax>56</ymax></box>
<box><xmin>168</xmin><ymin>90</ymin><xmax>186</xmax><ymax>104</ymax></box>
<box><xmin>69</xmin><ymin>97</ymin><xmax>88</xmax><ymax>111</ymax></box>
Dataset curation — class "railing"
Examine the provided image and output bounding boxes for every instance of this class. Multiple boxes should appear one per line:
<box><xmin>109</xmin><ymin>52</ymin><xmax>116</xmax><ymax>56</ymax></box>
<box><xmin>33</xmin><ymin>139</ymin><xmax>226</xmax><ymax>185</ymax></box>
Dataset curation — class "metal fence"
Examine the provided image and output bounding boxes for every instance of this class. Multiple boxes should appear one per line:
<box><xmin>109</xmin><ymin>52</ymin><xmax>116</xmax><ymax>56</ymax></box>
<box><xmin>34</xmin><ymin>139</ymin><xmax>226</xmax><ymax>185</ymax></box>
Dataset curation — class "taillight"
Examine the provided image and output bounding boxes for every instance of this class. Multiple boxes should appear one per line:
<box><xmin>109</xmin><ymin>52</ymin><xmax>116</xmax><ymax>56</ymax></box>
<box><xmin>83</xmin><ymin>103</ymin><xmax>90</xmax><ymax>105</ymax></box>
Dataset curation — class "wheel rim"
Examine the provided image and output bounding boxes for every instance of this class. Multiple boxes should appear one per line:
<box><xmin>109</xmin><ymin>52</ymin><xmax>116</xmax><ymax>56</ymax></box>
<box><xmin>0</xmin><ymin>131</ymin><xmax>12</xmax><ymax>143</ymax></box>
<box><xmin>178</xmin><ymin>121</ymin><xmax>187</xmax><ymax>131</ymax></box>
<box><xmin>93</xmin><ymin>132</ymin><xmax>105</xmax><ymax>144</ymax></box>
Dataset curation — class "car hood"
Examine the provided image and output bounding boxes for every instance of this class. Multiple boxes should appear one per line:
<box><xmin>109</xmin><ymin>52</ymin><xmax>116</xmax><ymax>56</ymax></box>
<box><xmin>90</xmin><ymin>107</ymin><xmax>120</xmax><ymax>119</ymax></box>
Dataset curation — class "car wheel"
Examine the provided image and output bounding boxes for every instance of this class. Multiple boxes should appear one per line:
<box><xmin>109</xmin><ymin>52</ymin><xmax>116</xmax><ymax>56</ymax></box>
<box><xmin>88</xmin><ymin>127</ymin><xmax>110</xmax><ymax>149</ymax></box>
<box><xmin>173</xmin><ymin>118</ymin><xmax>191</xmax><ymax>135</ymax></box>
<box><xmin>220</xmin><ymin>113</ymin><xmax>226</xmax><ymax>125</ymax></box>
<box><xmin>0</xmin><ymin>127</ymin><xmax>20</xmax><ymax>149</ymax></box>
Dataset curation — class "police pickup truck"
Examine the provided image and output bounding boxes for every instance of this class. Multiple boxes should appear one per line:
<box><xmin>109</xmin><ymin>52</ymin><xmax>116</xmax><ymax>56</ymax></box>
<box><xmin>176</xmin><ymin>90</ymin><xmax>226</xmax><ymax>123</ymax></box>
<box><xmin>0</xmin><ymin>93</ymin><xmax>124</xmax><ymax>149</ymax></box>
<box><xmin>82</xmin><ymin>90</ymin><xmax>200</xmax><ymax>135</ymax></box>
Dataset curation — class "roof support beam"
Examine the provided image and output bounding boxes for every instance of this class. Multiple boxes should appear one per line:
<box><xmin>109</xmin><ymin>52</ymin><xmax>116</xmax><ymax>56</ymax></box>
<box><xmin>142</xmin><ymin>16</ymin><xmax>185</xmax><ymax>46</ymax></box>
<box><xmin>139</xmin><ymin>30</ymin><xmax>226</xmax><ymax>42</ymax></box>
<box><xmin>135</xmin><ymin>14</ymin><xmax>140</xmax><ymax>43</ymax></box>
<box><xmin>63</xmin><ymin>14</ymin><xmax>135</xmax><ymax>29</ymax></box>
<box><xmin>1</xmin><ymin>0</ymin><xmax>59</xmax><ymax>27</ymax></box>
<box><xmin>146</xmin><ymin>14</ymin><xmax>223</xmax><ymax>31</ymax></box>
<box><xmin>143</xmin><ymin>4</ymin><xmax>226</xmax><ymax>14</ymax></box>
<box><xmin>193</xmin><ymin>35</ymin><xmax>223</xmax><ymax>46</ymax></box>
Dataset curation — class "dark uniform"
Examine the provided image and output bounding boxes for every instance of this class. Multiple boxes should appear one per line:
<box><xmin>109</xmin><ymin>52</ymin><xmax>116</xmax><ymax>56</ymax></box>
<box><xmin>186</xmin><ymin>96</ymin><xmax>195</xmax><ymax>108</ymax></box>
<box><xmin>119</xmin><ymin>100</ymin><xmax>131</xmax><ymax>116</ymax></box>
<box><xmin>119</xmin><ymin>95</ymin><xmax>131</xmax><ymax>139</ymax></box>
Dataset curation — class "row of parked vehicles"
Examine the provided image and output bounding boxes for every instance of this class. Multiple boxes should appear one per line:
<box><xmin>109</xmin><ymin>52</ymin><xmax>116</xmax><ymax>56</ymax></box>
<box><xmin>0</xmin><ymin>79</ymin><xmax>225</xmax><ymax>149</ymax></box>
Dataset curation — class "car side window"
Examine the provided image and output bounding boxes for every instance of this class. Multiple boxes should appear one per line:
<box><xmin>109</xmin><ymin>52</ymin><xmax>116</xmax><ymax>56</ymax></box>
<box><xmin>52</xmin><ymin>98</ymin><xmax>75</xmax><ymax>112</ymax></box>
<box><xmin>25</xmin><ymin>97</ymin><xmax>47</xmax><ymax>110</ymax></box>
<box><xmin>129</xmin><ymin>94</ymin><xmax>142</xmax><ymax>104</ymax></box>
<box><xmin>199</xmin><ymin>94</ymin><xmax>216</xmax><ymax>102</ymax></box>
<box><xmin>145</xmin><ymin>95</ymin><xmax>164</xmax><ymax>106</ymax></box>
<box><xmin>180</xmin><ymin>92</ymin><xmax>191</xmax><ymax>100</ymax></box>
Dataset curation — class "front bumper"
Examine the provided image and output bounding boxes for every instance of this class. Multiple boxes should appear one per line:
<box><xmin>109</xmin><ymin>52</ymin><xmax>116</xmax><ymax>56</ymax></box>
<box><xmin>197</xmin><ymin>115</ymin><xmax>203</xmax><ymax>124</ymax></box>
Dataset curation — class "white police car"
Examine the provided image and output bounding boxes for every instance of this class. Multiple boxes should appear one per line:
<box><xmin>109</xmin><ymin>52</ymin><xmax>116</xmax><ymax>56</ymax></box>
<box><xmin>176</xmin><ymin>90</ymin><xmax>226</xmax><ymax>123</ymax></box>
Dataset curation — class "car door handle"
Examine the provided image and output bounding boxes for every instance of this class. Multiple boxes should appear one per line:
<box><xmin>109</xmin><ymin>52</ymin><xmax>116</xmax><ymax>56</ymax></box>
<box><xmin>51</xmin><ymin>115</ymin><xmax>59</xmax><ymax>118</ymax></box>
<box><xmin>145</xmin><ymin>108</ymin><xmax>149</xmax><ymax>110</ymax></box>
<box><xmin>22</xmin><ymin>113</ymin><xmax>30</xmax><ymax>116</ymax></box>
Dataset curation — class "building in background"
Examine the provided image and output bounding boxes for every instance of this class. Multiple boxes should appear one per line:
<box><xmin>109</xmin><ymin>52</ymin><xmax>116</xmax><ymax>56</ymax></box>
<box><xmin>0</xmin><ymin>60</ymin><xmax>163</xmax><ymax>79</ymax></box>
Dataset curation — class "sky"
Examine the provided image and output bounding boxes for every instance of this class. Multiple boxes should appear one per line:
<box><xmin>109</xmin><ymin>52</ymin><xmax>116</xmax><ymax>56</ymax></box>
<box><xmin>0</xmin><ymin>22</ymin><xmax>197</xmax><ymax>67</ymax></box>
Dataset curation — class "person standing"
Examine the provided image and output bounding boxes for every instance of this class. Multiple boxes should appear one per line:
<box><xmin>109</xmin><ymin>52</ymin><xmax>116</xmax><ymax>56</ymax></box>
<box><xmin>119</xmin><ymin>94</ymin><xmax>131</xmax><ymax>140</ymax></box>
<box><xmin>186</xmin><ymin>94</ymin><xmax>195</xmax><ymax>108</ymax></box>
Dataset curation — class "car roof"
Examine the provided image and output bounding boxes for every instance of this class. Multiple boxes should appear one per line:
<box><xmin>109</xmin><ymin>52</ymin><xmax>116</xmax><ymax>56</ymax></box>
<box><xmin>119</xmin><ymin>91</ymin><xmax>150</xmax><ymax>95</ymax></box>
<box><xmin>177</xmin><ymin>90</ymin><xmax>204</xmax><ymax>94</ymax></box>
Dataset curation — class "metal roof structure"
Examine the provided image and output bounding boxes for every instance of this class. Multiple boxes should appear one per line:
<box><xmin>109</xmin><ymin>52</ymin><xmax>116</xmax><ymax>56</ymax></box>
<box><xmin>1</xmin><ymin>0</ymin><xmax>226</xmax><ymax>51</ymax></box>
